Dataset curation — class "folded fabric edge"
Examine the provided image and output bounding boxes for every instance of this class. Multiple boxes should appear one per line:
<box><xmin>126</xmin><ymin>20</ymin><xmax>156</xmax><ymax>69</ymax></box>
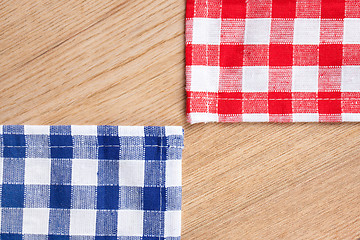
<box><xmin>0</xmin><ymin>125</ymin><xmax>184</xmax><ymax>137</ymax></box>
<box><xmin>188</xmin><ymin>113</ymin><xmax>360</xmax><ymax>124</ymax></box>
<box><xmin>187</xmin><ymin>113</ymin><xmax>218</xmax><ymax>124</ymax></box>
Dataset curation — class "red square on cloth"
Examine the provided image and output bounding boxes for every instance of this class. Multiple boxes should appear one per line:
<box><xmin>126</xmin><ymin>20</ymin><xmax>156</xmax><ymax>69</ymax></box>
<box><xmin>319</xmin><ymin>44</ymin><xmax>343</xmax><ymax>66</ymax></box>
<box><xmin>222</xmin><ymin>0</ymin><xmax>246</xmax><ymax>19</ymax></box>
<box><xmin>186</xmin><ymin>0</ymin><xmax>360</xmax><ymax>123</ymax></box>
<box><xmin>220</xmin><ymin>45</ymin><xmax>244</xmax><ymax>67</ymax></box>
<box><xmin>318</xmin><ymin>92</ymin><xmax>342</xmax><ymax>114</ymax></box>
<box><xmin>321</xmin><ymin>0</ymin><xmax>345</xmax><ymax>19</ymax></box>
<box><xmin>268</xmin><ymin>92</ymin><xmax>293</xmax><ymax>114</ymax></box>
<box><xmin>272</xmin><ymin>0</ymin><xmax>297</xmax><ymax>18</ymax></box>
<box><xmin>218</xmin><ymin>92</ymin><xmax>243</xmax><ymax>114</ymax></box>
<box><xmin>269</xmin><ymin>44</ymin><xmax>293</xmax><ymax>66</ymax></box>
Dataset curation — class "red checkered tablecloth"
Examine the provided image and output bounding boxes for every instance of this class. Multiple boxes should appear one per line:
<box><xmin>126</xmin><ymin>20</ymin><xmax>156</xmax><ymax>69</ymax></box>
<box><xmin>186</xmin><ymin>0</ymin><xmax>360</xmax><ymax>123</ymax></box>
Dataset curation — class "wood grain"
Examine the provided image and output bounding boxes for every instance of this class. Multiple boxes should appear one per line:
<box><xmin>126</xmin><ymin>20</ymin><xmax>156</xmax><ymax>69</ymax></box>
<box><xmin>0</xmin><ymin>1</ymin><xmax>359</xmax><ymax>239</ymax></box>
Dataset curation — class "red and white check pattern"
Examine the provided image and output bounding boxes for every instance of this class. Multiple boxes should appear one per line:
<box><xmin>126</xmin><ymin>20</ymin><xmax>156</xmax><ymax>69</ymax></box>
<box><xmin>186</xmin><ymin>0</ymin><xmax>360</xmax><ymax>123</ymax></box>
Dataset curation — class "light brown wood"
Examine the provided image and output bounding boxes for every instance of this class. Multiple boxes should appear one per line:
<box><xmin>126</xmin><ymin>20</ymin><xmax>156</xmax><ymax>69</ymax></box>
<box><xmin>0</xmin><ymin>1</ymin><xmax>359</xmax><ymax>239</ymax></box>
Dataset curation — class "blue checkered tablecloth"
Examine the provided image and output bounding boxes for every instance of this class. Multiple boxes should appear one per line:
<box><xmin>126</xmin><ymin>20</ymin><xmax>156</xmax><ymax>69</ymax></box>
<box><xmin>0</xmin><ymin>125</ymin><xmax>184</xmax><ymax>240</ymax></box>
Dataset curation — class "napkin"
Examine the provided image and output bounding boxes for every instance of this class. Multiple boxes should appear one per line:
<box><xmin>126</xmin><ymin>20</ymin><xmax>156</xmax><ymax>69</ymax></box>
<box><xmin>186</xmin><ymin>0</ymin><xmax>360</xmax><ymax>123</ymax></box>
<box><xmin>0</xmin><ymin>125</ymin><xmax>183</xmax><ymax>239</ymax></box>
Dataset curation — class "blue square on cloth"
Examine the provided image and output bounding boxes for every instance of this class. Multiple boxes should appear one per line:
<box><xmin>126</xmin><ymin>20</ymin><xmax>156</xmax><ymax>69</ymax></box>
<box><xmin>119</xmin><ymin>136</ymin><xmax>144</xmax><ymax>160</ymax></box>
<box><xmin>97</xmin><ymin>186</ymin><xmax>119</xmax><ymax>209</ymax></box>
<box><xmin>50</xmin><ymin>185</ymin><xmax>71</xmax><ymax>209</ymax></box>
<box><xmin>50</xmin><ymin>135</ymin><xmax>73</xmax><ymax>146</ymax></box>
<box><xmin>3</xmin><ymin>134</ymin><xmax>25</xmax><ymax>158</ymax></box>
<box><xmin>119</xmin><ymin>186</ymin><xmax>143</xmax><ymax>210</ymax></box>
<box><xmin>1</xmin><ymin>184</ymin><xmax>24</xmax><ymax>207</ymax></box>
<box><xmin>144</xmin><ymin>161</ymin><xmax>165</xmax><ymax>187</ymax></box>
<box><xmin>95</xmin><ymin>237</ymin><xmax>117</xmax><ymax>240</ymax></box>
<box><xmin>98</xmin><ymin>160</ymin><xmax>119</xmax><ymax>186</ymax></box>
<box><xmin>3</xmin><ymin>158</ymin><xmax>25</xmax><ymax>184</ymax></box>
<box><xmin>1</xmin><ymin>234</ymin><xmax>23</xmax><ymax>240</ymax></box>
<box><xmin>3</xmin><ymin>147</ymin><xmax>25</xmax><ymax>158</ymax></box>
<box><xmin>144</xmin><ymin>127</ymin><xmax>166</xmax><ymax>161</ymax></box>
<box><xmin>98</xmin><ymin>147</ymin><xmax>120</xmax><ymax>160</ymax></box>
<box><xmin>144</xmin><ymin>126</ymin><xmax>165</xmax><ymax>137</ymax></box>
<box><xmin>51</xmin><ymin>159</ymin><xmax>72</xmax><ymax>184</ymax></box>
<box><xmin>95</xmin><ymin>210</ymin><xmax>118</xmax><ymax>236</ymax></box>
<box><xmin>145</xmin><ymin>136</ymin><xmax>166</xmax><ymax>147</ymax></box>
<box><xmin>166</xmin><ymin>187</ymin><xmax>182</xmax><ymax>211</ymax></box>
<box><xmin>73</xmin><ymin>135</ymin><xmax>98</xmax><ymax>159</ymax></box>
<box><xmin>143</xmin><ymin>211</ymin><xmax>165</xmax><ymax>237</ymax></box>
<box><xmin>98</xmin><ymin>136</ymin><xmax>120</xmax><ymax>160</ymax></box>
<box><xmin>3</xmin><ymin>125</ymin><xmax>24</xmax><ymax>134</ymax></box>
<box><xmin>1</xmin><ymin>208</ymin><xmax>23</xmax><ymax>233</ymax></box>
<box><xmin>97</xmin><ymin>126</ymin><xmax>118</xmax><ymax>136</ymax></box>
<box><xmin>2</xmin><ymin>129</ymin><xmax>26</xmax><ymax>158</ymax></box>
<box><xmin>120</xmin><ymin>145</ymin><xmax>144</xmax><ymax>160</ymax></box>
<box><xmin>51</xmin><ymin>147</ymin><xmax>73</xmax><ymax>159</ymax></box>
<box><xmin>98</xmin><ymin>136</ymin><xmax>119</xmax><ymax>145</ymax></box>
<box><xmin>145</xmin><ymin>146</ymin><xmax>166</xmax><ymax>161</ymax></box>
<box><xmin>50</xmin><ymin>135</ymin><xmax>73</xmax><ymax>158</ymax></box>
<box><xmin>26</xmin><ymin>135</ymin><xmax>50</xmax><ymax>158</ymax></box>
<box><xmin>143</xmin><ymin>187</ymin><xmax>166</xmax><ymax>211</ymax></box>
<box><xmin>71</xmin><ymin>185</ymin><xmax>96</xmax><ymax>209</ymax></box>
<box><xmin>50</xmin><ymin>126</ymin><xmax>71</xmax><ymax>135</ymax></box>
<box><xmin>24</xmin><ymin>185</ymin><xmax>50</xmax><ymax>208</ymax></box>
<box><xmin>48</xmin><ymin>235</ymin><xmax>70</xmax><ymax>240</ymax></box>
<box><xmin>48</xmin><ymin>209</ymin><xmax>70</xmax><ymax>235</ymax></box>
<box><xmin>3</xmin><ymin>134</ymin><xmax>26</xmax><ymax>146</ymax></box>
<box><xmin>143</xmin><ymin>238</ymin><xmax>165</xmax><ymax>240</ymax></box>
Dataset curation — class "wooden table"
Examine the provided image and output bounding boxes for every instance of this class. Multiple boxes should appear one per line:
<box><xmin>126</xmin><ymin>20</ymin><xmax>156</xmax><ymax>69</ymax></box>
<box><xmin>1</xmin><ymin>1</ymin><xmax>359</xmax><ymax>239</ymax></box>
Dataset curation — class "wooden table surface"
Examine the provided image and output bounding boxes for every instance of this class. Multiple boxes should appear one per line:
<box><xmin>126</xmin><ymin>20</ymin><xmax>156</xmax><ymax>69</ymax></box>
<box><xmin>1</xmin><ymin>1</ymin><xmax>359</xmax><ymax>239</ymax></box>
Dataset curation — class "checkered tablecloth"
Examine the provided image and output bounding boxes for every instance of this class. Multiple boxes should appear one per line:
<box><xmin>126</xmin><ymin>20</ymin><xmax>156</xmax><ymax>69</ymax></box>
<box><xmin>0</xmin><ymin>125</ymin><xmax>183</xmax><ymax>240</ymax></box>
<box><xmin>186</xmin><ymin>0</ymin><xmax>360</xmax><ymax>123</ymax></box>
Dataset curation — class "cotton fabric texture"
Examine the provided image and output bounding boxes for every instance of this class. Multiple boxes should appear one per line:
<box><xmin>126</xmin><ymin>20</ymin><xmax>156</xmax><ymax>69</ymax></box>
<box><xmin>0</xmin><ymin>125</ymin><xmax>184</xmax><ymax>240</ymax></box>
<box><xmin>186</xmin><ymin>0</ymin><xmax>360</xmax><ymax>123</ymax></box>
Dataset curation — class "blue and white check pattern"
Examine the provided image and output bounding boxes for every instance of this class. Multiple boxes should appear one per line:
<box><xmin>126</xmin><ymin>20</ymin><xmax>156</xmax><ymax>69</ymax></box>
<box><xmin>0</xmin><ymin>125</ymin><xmax>184</xmax><ymax>240</ymax></box>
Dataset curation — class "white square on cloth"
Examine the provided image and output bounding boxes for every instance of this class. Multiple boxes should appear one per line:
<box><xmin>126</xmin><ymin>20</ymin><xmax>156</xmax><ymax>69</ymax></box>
<box><xmin>23</xmin><ymin>208</ymin><xmax>50</xmax><ymax>234</ymax></box>
<box><xmin>70</xmin><ymin>209</ymin><xmax>97</xmax><ymax>235</ymax></box>
<box><xmin>25</xmin><ymin>158</ymin><xmax>51</xmax><ymax>185</ymax></box>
